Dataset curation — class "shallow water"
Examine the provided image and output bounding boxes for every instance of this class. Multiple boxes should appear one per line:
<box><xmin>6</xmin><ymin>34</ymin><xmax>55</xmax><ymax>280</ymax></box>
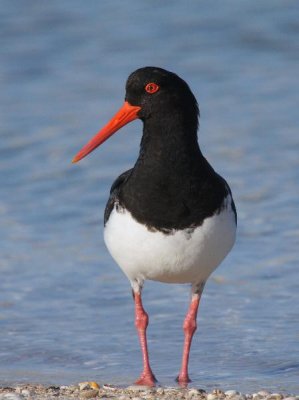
<box><xmin>0</xmin><ymin>0</ymin><xmax>298</xmax><ymax>394</ymax></box>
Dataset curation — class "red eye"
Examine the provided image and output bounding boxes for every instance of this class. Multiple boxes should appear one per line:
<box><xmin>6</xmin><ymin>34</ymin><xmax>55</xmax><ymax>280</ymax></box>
<box><xmin>145</xmin><ymin>82</ymin><xmax>160</xmax><ymax>94</ymax></box>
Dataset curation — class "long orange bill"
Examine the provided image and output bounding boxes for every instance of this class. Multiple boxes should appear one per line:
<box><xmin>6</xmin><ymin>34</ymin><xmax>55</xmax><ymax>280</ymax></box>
<box><xmin>72</xmin><ymin>101</ymin><xmax>141</xmax><ymax>163</ymax></box>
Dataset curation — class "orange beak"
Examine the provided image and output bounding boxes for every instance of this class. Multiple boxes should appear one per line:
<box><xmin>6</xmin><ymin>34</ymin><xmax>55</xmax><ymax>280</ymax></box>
<box><xmin>72</xmin><ymin>101</ymin><xmax>141</xmax><ymax>163</ymax></box>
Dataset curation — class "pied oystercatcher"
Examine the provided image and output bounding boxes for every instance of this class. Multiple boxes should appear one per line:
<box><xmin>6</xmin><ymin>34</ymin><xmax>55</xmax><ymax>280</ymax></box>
<box><xmin>72</xmin><ymin>67</ymin><xmax>237</xmax><ymax>386</ymax></box>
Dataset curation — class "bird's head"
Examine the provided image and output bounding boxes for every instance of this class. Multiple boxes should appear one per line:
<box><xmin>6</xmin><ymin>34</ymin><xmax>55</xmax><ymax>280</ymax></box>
<box><xmin>72</xmin><ymin>67</ymin><xmax>198</xmax><ymax>163</ymax></box>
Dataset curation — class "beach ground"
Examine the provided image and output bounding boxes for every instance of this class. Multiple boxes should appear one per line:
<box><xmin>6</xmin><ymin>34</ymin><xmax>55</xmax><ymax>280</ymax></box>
<box><xmin>0</xmin><ymin>382</ymin><xmax>298</xmax><ymax>400</ymax></box>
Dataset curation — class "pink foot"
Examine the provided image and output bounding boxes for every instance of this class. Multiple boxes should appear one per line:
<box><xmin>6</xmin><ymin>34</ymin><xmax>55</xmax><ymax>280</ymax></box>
<box><xmin>135</xmin><ymin>370</ymin><xmax>157</xmax><ymax>386</ymax></box>
<box><xmin>176</xmin><ymin>373</ymin><xmax>191</xmax><ymax>387</ymax></box>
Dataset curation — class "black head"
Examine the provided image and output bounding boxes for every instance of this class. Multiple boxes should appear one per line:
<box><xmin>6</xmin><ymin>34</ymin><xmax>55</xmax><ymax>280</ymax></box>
<box><xmin>125</xmin><ymin>67</ymin><xmax>199</xmax><ymax>127</ymax></box>
<box><xmin>73</xmin><ymin>67</ymin><xmax>200</xmax><ymax>163</ymax></box>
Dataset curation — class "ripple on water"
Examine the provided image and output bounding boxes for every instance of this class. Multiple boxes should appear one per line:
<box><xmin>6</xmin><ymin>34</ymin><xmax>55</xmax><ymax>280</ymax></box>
<box><xmin>0</xmin><ymin>0</ymin><xmax>298</xmax><ymax>393</ymax></box>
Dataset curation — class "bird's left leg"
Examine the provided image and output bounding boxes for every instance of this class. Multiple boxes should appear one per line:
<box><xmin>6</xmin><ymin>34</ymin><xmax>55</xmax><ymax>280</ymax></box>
<box><xmin>177</xmin><ymin>282</ymin><xmax>205</xmax><ymax>386</ymax></box>
<box><xmin>132</xmin><ymin>281</ymin><xmax>157</xmax><ymax>386</ymax></box>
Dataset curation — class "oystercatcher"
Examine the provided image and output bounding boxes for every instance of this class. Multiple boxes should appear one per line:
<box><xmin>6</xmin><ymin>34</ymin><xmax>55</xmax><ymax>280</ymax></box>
<box><xmin>72</xmin><ymin>67</ymin><xmax>237</xmax><ymax>386</ymax></box>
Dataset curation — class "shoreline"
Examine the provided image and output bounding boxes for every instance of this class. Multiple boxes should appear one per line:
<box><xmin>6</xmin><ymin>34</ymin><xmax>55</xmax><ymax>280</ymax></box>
<box><xmin>0</xmin><ymin>383</ymin><xmax>298</xmax><ymax>400</ymax></box>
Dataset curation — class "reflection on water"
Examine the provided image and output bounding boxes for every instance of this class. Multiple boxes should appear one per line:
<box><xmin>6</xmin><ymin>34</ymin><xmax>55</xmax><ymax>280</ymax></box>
<box><xmin>0</xmin><ymin>0</ymin><xmax>298</xmax><ymax>393</ymax></box>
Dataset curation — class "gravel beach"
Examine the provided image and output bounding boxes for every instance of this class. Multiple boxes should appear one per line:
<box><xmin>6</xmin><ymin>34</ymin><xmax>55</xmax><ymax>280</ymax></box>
<box><xmin>0</xmin><ymin>383</ymin><xmax>298</xmax><ymax>400</ymax></box>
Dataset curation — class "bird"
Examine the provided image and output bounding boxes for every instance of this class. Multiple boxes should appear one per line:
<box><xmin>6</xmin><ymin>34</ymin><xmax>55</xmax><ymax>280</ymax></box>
<box><xmin>72</xmin><ymin>67</ymin><xmax>237</xmax><ymax>387</ymax></box>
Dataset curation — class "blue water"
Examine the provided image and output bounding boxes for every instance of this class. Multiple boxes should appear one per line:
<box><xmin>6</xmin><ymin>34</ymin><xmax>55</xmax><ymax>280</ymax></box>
<box><xmin>0</xmin><ymin>0</ymin><xmax>298</xmax><ymax>394</ymax></box>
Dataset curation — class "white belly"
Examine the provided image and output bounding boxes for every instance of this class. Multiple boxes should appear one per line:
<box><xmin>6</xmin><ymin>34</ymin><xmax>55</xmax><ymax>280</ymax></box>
<box><xmin>104</xmin><ymin>196</ymin><xmax>236</xmax><ymax>285</ymax></box>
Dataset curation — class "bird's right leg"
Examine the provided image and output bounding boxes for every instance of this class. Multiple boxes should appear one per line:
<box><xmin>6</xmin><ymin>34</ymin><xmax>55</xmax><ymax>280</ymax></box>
<box><xmin>132</xmin><ymin>281</ymin><xmax>156</xmax><ymax>386</ymax></box>
<box><xmin>177</xmin><ymin>282</ymin><xmax>205</xmax><ymax>386</ymax></box>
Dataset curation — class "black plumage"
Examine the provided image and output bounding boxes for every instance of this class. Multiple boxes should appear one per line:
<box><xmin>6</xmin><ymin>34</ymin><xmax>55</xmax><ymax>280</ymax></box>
<box><xmin>104</xmin><ymin>67</ymin><xmax>236</xmax><ymax>232</ymax></box>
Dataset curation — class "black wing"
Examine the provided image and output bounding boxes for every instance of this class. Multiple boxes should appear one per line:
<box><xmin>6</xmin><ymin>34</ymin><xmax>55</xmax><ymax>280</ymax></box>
<box><xmin>104</xmin><ymin>169</ymin><xmax>133</xmax><ymax>225</ymax></box>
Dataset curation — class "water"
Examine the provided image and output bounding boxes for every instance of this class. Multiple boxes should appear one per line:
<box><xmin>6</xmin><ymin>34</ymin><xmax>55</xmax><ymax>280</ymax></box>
<box><xmin>0</xmin><ymin>0</ymin><xmax>298</xmax><ymax>394</ymax></box>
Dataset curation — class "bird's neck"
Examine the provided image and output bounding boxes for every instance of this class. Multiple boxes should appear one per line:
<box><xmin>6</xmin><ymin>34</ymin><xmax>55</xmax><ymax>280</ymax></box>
<box><xmin>135</xmin><ymin>114</ymin><xmax>202</xmax><ymax>174</ymax></box>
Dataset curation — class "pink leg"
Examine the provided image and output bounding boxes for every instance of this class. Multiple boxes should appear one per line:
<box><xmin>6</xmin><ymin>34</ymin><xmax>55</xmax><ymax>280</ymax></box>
<box><xmin>133</xmin><ymin>291</ymin><xmax>156</xmax><ymax>386</ymax></box>
<box><xmin>177</xmin><ymin>293</ymin><xmax>201</xmax><ymax>386</ymax></box>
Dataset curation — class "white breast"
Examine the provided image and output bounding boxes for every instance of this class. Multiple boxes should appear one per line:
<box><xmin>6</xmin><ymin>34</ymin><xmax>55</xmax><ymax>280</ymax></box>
<box><xmin>104</xmin><ymin>195</ymin><xmax>236</xmax><ymax>285</ymax></box>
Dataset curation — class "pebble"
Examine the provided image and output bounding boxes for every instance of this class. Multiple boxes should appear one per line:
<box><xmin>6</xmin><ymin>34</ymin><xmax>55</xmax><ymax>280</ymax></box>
<box><xmin>259</xmin><ymin>392</ymin><xmax>270</xmax><ymax>397</ymax></box>
<box><xmin>79</xmin><ymin>389</ymin><xmax>99</xmax><ymax>399</ymax></box>
<box><xmin>102</xmin><ymin>384</ymin><xmax>118</xmax><ymax>391</ymax></box>
<box><xmin>78</xmin><ymin>382</ymin><xmax>89</xmax><ymax>391</ymax></box>
<box><xmin>253</xmin><ymin>394</ymin><xmax>263</xmax><ymax>400</ymax></box>
<box><xmin>88</xmin><ymin>382</ymin><xmax>100</xmax><ymax>390</ymax></box>
<box><xmin>127</xmin><ymin>385</ymin><xmax>153</xmax><ymax>391</ymax></box>
<box><xmin>268</xmin><ymin>395</ymin><xmax>283</xmax><ymax>400</ymax></box>
<box><xmin>225</xmin><ymin>391</ymin><xmax>240</xmax><ymax>397</ymax></box>
<box><xmin>78</xmin><ymin>381</ymin><xmax>100</xmax><ymax>391</ymax></box>
<box><xmin>0</xmin><ymin>395</ymin><xmax>24</xmax><ymax>400</ymax></box>
<box><xmin>207</xmin><ymin>394</ymin><xmax>219</xmax><ymax>400</ymax></box>
<box><xmin>188</xmin><ymin>388</ymin><xmax>203</xmax><ymax>397</ymax></box>
<box><xmin>213</xmin><ymin>389</ymin><xmax>225</xmax><ymax>397</ymax></box>
<box><xmin>19</xmin><ymin>391</ymin><xmax>30</xmax><ymax>398</ymax></box>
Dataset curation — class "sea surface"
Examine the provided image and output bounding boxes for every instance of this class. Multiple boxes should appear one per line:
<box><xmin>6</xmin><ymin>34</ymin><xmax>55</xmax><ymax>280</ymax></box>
<box><xmin>0</xmin><ymin>0</ymin><xmax>298</xmax><ymax>394</ymax></box>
